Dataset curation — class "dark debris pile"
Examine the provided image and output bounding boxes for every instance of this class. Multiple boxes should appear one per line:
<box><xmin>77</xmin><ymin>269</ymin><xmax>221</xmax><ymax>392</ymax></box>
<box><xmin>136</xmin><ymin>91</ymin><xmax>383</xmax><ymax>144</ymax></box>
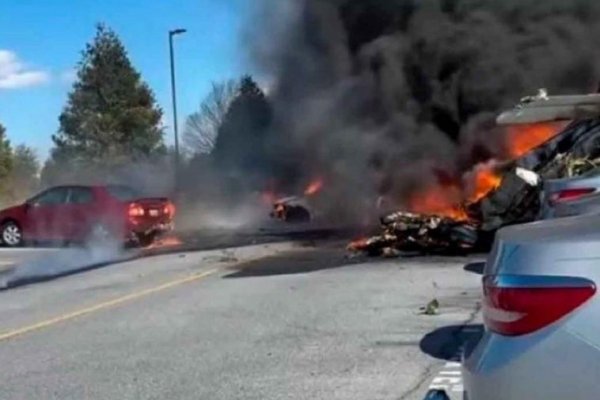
<box><xmin>347</xmin><ymin>211</ymin><xmax>479</xmax><ymax>257</ymax></box>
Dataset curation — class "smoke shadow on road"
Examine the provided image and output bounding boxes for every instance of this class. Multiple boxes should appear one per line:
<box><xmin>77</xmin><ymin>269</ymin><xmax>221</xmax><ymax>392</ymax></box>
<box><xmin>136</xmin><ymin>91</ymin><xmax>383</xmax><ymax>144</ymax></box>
<box><xmin>419</xmin><ymin>324</ymin><xmax>484</xmax><ymax>361</ymax></box>
<box><xmin>224</xmin><ymin>246</ymin><xmax>364</xmax><ymax>278</ymax></box>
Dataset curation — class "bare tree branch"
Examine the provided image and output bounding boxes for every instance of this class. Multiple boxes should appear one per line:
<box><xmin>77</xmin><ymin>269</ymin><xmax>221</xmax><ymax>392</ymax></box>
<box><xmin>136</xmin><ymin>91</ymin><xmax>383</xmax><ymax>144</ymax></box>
<box><xmin>183</xmin><ymin>79</ymin><xmax>239</xmax><ymax>156</ymax></box>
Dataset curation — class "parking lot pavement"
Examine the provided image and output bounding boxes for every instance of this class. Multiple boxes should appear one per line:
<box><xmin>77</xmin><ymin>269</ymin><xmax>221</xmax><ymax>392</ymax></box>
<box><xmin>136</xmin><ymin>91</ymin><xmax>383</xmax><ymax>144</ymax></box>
<box><xmin>0</xmin><ymin>243</ymin><xmax>483</xmax><ymax>400</ymax></box>
<box><xmin>0</xmin><ymin>248</ymin><xmax>58</xmax><ymax>272</ymax></box>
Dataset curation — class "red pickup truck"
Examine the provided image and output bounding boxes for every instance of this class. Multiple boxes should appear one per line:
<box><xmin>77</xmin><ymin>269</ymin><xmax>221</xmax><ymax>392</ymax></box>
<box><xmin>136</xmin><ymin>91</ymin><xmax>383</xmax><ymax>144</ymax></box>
<box><xmin>0</xmin><ymin>184</ymin><xmax>175</xmax><ymax>247</ymax></box>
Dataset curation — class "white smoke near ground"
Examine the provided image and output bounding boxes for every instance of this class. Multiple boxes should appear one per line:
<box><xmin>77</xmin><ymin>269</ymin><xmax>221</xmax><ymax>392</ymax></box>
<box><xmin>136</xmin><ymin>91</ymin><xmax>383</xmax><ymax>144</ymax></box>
<box><xmin>0</xmin><ymin>242</ymin><xmax>132</xmax><ymax>289</ymax></box>
<box><xmin>176</xmin><ymin>195</ymin><xmax>271</xmax><ymax>231</ymax></box>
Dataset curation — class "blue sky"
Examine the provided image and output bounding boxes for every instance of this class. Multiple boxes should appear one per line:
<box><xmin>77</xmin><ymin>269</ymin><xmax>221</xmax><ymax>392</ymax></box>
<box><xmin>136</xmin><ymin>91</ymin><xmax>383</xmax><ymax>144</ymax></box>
<box><xmin>0</xmin><ymin>0</ymin><xmax>253</xmax><ymax>160</ymax></box>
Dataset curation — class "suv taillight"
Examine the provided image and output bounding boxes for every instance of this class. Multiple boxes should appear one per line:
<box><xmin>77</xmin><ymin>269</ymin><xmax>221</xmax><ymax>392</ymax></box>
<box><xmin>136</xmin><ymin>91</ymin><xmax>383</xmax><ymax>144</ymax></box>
<box><xmin>163</xmin><ymin>202</ymin><xmax>176</xmax><ymax>217</ymax></box>
<box><xmin>128</xmin><ymin>203</ymin><xmax>145</xmax><ymax>217</ymax></box>
<box><xmin>483</xmin><ymin>275</ymin><xmax>595</xmax><ymax>336</ymax></box>
<box><xmin>550</xmin><ymin>187</ymin><xmax>595</xmax><ymax>204</ymax></box>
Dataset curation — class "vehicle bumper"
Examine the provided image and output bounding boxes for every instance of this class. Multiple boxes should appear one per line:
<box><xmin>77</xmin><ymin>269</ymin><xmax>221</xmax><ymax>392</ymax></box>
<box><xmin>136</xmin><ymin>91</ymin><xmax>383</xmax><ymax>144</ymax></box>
<box><xmin>126</xmin><ymin>222</ymin><xmax>173</xmax><ymax>240</ymax></box>
<box><xmin>463</xmin><ymin>328</ymin><xmax>599</xmax><ymax>400</ymax></box>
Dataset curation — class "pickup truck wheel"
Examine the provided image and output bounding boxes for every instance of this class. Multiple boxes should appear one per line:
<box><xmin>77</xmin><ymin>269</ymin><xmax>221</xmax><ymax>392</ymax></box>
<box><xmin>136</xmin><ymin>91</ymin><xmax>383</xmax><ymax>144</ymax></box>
<box><xmin>1</xmin><ymin>221</ymin><xmax>23</xmax><ymax>247</ymax></box>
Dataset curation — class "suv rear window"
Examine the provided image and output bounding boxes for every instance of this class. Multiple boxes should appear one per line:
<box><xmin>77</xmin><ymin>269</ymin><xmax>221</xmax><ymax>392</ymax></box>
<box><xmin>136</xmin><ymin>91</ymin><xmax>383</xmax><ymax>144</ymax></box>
<box><xmin>106</xmin><ymin>185</ymin><xmax>140</xmax><ymax>201</ymax></box>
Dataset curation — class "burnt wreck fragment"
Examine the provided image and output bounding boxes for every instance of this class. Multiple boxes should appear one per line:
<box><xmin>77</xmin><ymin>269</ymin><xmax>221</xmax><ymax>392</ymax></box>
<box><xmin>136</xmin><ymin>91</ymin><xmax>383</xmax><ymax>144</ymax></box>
<box><xmin>350</xmin><ymin>92</ymin><xmax>600</xmax><ymax>256</ymax></box>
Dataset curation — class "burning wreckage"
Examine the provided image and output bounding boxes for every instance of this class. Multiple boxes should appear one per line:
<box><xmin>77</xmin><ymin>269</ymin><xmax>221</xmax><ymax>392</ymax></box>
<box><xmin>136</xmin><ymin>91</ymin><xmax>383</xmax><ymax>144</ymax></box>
<box><xmin>268</xmin><ymin>179</ymin><xmax>323</xmax><ymax>223</ymax></box>
<box><xmin>349</xmin><ymin>90</ymin><xmax>600</xmax><ymax>256</ymax></box>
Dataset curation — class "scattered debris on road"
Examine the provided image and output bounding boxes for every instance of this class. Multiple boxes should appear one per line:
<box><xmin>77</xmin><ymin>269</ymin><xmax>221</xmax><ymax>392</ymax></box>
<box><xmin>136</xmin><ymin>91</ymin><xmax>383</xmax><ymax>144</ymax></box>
<box><xmin>420</xmin><ymin>299</ymin><xmax>440</xmax><ymax>316</ymax></box>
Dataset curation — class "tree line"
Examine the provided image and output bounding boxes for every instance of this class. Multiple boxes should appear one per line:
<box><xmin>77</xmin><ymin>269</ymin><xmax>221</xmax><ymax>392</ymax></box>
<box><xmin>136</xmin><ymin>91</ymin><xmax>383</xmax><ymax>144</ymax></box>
<box><xmin>1</xmin><ymin>24</ymin><xmax>272</xmax><ymax>204</ymax></box>
<box><xmin>0</xmin><ymin>124</ymin><xmax>40</xmax><ymax>206</ymax></box>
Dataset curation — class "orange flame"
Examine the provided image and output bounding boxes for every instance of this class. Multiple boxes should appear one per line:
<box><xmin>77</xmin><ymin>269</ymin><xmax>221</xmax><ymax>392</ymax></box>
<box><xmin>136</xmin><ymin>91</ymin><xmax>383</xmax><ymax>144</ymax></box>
<box><xmin>467</xmin><ymin>164</ymin><xmax>503</xmax><ymax>204</ymax></box>
<box><xmin>407</xmin><ymin>184</ymin><xmax>469</xmax><ymax>221</ymax></box>
<box><xmin>347</xmin><ymin>237</ymin><xmax>370</xmax><ymax>251</ymax></box>
<box><xmin>505</xmin><ymin>121</ymin><xmax>569</xmax><ymax>158</ymax></box>
<box><xmin>389</xmin><ymin>122</ymin><xmax>567</xmax><ymax>222</ymax></box>
<box><xmin>304</xmin><ymin>178</ymin><xmax>324</xmax><ymax>196</ymax></box>
<box><xmin>406</xmin><ymin>163</ymin><xmax>504</xmax><ymax>221</ymax></box>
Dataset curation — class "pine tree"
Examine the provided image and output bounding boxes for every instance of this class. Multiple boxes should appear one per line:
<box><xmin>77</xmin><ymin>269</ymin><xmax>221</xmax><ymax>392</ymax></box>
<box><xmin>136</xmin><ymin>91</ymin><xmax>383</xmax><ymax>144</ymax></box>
<box><xmin>47</xmin><ymin>24</ymin><xmax>164</xmax><ymax>178</ymax></box>
<box><xmin>212</xmin><ymin>76</ymin><xmax>272</xmax><ymax>187</ymax></box>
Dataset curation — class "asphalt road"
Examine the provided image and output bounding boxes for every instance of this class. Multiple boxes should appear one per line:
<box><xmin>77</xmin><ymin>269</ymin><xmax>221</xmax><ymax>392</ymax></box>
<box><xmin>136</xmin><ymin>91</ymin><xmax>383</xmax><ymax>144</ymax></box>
<box><xmin>0</xmin><ymin>247</ymin><xmax>57</xmax><ymax>269</ymax></box>
<box><xmin>0</xmin><ymin>241</ymin><xmax>483</xmax><ymax>400</ymax></box>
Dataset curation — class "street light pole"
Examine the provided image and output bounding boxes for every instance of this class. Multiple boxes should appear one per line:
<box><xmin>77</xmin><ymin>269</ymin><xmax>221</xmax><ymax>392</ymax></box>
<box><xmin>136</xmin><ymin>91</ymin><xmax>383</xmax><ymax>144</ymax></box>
<box><xmin>168</xmin><ymin>28</ymin><xmax>186</xmax><ymax>190</ymax></box>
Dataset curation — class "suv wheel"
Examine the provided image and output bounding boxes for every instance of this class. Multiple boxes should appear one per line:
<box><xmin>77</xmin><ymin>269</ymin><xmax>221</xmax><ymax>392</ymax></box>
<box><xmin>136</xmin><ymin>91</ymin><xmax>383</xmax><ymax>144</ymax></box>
<box><xmin>1</xmin><ymin>221</ymin><xmax>23</xmax><ymax>247</ymax></box>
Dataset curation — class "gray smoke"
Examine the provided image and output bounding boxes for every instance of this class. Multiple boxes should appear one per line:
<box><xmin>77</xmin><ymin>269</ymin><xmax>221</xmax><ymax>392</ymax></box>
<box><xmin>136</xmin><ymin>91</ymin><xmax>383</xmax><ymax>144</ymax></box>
<box><xmin>1</xmin><ymin>243</ymin><xmax>130</xmax><ymax>289</ymax></box>
<box><xmin>248</xmin><ymin>0</ymin><xmax>600</xmax><ymax>219</ymax></box>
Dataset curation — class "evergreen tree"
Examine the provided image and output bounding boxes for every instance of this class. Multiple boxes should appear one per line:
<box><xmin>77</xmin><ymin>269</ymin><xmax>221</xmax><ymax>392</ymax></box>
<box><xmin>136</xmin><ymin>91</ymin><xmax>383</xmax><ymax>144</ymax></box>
<box><xmin>212</xmin><ymin>75</ymin><xmax>271</xmax><ymax>187</ymax></box>
<box><xmin>46</xmin><ymin>24</ymin><xmax>164</xmax><ymax>181</ymax></box>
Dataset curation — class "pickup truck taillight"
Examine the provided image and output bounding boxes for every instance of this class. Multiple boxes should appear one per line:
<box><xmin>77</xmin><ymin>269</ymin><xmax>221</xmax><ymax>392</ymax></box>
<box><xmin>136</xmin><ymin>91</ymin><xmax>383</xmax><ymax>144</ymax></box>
<box><xmin>483</xmin><ymin>275</ymin><xmax>595</xmax><ymax>336</ymax></box>
<box><xmin>163</xmin><ymin>202</ymin><xmax>176</xmax><ymax>218</ymax></box>
<box><xmin>128</xmin><ymin>203</ymin><xmax>145</xmax><ymax>217</ymax></box>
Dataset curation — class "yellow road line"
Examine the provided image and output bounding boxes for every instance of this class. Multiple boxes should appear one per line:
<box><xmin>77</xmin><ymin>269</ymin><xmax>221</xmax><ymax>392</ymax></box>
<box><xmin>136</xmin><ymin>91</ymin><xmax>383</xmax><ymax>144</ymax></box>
<box><xmin>0</xmin><ymin>267</ymin><xmax>221</xmax><ymax>342</ymax></box>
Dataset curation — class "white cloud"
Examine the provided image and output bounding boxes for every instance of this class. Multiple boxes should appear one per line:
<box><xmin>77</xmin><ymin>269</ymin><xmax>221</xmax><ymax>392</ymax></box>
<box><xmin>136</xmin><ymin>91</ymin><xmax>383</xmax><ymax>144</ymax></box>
<box><xmin>0</xmin><ymin>50</ymin><xmax>50</xmax><ymax>89</ymax></box>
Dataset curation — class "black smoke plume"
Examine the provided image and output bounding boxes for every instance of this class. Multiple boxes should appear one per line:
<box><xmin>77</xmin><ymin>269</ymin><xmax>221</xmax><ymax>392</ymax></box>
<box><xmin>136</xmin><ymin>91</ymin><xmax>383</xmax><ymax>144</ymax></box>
<box><xmin>248</xmin><ymin>0</ymin><xmax>600</xmax><ymax>220</ymax></box>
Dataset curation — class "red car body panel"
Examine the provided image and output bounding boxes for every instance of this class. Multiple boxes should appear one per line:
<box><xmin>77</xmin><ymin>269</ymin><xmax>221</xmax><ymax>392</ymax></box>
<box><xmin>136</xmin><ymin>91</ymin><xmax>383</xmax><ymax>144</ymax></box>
<box><xmin>0</xmin><ymin>185</ymin><xmax>174</xmax><ymax>244</ymax></box>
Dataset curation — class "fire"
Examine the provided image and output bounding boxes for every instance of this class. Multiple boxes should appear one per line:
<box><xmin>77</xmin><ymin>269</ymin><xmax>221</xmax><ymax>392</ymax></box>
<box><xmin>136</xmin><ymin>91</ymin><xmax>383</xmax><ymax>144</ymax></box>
<box><xmin>406</xmin><ymin>163</ymin><xmax>504</xmax><ymax>221</ymax></box>
<box><xmin>273</xmin><ymin>202</ymin><xmax>286</xmax><ymax>219</ymax></box>
<box><xmin>399</xmin><ymin>122</ymin><xmax>568</xmax><ymax>222</ymax></box>
<box><xmin>467</xmin><ymin>164</ymin><xmax>503</xmax><ymax>203</ymax></box>
<box><xmin>407</xmin><ymin>184</ymin><xmax>469</xmax><ymax>221</ymax></box>
<box><xmin>505</xmin><ymin>121</ymin><xmax>569</xmax><ymax>158</ymax></box>
<box><xmin>347</xmin><ymin>237</ymin><xmax>370</xmax><ymax>252</ymax></box>
<box><xmin>304</xmin><ymin>178</ymin><xmax>324</xmax><ymax>196</ymax></box>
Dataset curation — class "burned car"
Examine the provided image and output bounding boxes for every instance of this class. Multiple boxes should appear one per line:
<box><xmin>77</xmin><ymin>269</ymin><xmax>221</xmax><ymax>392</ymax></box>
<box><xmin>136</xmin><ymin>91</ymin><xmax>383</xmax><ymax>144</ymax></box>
<box><xmin>270</xmin><ymin>196</ymin><xmax>312</xmax><ymax>223</ymax></box>
<box><xmin>268</xmin><ymin>179</ymin><xmax>323</xmax><ymax>223</ymax></box>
